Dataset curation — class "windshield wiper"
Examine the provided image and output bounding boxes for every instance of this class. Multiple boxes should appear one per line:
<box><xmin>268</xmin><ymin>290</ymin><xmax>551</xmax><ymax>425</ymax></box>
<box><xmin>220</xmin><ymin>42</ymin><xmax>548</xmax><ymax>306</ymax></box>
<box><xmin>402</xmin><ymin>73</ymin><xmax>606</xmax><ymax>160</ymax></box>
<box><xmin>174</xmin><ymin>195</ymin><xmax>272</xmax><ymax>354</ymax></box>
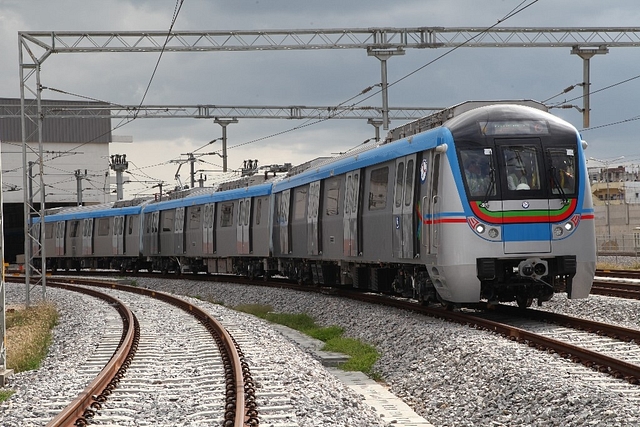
<box><xmin>480</xmin><ymin>165</ymin><xmax>495</xmax><ymax>208</ymax></box>
<box><xmin>550</xmin><ymin>166</ymin><xmax>568</xmax><ymax>205</ymax></box>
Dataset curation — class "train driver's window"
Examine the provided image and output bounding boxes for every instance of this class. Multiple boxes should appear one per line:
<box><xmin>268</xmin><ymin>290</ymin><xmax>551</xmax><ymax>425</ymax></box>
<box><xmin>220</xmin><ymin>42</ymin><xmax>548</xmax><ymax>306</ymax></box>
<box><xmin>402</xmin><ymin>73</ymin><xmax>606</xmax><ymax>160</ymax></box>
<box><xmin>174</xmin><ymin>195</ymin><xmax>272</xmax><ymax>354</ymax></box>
<box><xmin>548</xmin><ymin>148</ymin><xmax>576</xmax><ymax>194</ymax></box>
<box><xmin>504</xmin><ymin>146</ymin><xmax>541</xmax><ymax>191</ymax></box>
<box><xmin>460</xmin><ymin>149</ymin><xmax>493</xmax><ymax>197</ymax></box>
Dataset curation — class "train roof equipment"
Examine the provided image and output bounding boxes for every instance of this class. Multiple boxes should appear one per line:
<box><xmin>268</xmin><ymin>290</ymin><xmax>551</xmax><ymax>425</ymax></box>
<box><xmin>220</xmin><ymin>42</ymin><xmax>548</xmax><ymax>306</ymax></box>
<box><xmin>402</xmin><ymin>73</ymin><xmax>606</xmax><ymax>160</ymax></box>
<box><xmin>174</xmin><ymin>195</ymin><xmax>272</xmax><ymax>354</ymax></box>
<box><xmin>386</xmin><ymin>100</ymin><xmax>547</xmax><ymax>143</ymax></box>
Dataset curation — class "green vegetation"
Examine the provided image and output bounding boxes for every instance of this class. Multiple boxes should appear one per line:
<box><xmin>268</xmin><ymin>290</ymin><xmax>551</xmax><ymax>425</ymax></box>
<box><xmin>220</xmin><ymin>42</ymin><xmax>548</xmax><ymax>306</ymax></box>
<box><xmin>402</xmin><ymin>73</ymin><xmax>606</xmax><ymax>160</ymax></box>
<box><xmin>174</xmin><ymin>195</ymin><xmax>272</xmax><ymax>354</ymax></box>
<box><xmin>0</xmin><ymin>303</ymin><xmax>59</xmax><ymax>402</ymax></box>
<box><xmin>233</xmin><ymin>304</ymin><xmax>380</xmax><ymax>375</ymax></box>
<box><xmin>0</xmin><ymin>390</ymin><xmax>14</xmax><ymax>401</ymax></box>
<box><xmin>596</xmin><ymin>261</ymin><xmax>640</xmax><ymax>270</ymax></box>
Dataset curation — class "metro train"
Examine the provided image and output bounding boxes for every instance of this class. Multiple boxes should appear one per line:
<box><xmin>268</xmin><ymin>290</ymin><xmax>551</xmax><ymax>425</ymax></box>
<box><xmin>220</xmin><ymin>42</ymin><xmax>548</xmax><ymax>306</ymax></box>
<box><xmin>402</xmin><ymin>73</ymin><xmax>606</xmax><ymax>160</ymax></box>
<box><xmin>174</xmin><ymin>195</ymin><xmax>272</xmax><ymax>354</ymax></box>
<box><xmin>32</xmin><ymin>101</ymin><xmax>597</xmax><ymax>307</ymax></box>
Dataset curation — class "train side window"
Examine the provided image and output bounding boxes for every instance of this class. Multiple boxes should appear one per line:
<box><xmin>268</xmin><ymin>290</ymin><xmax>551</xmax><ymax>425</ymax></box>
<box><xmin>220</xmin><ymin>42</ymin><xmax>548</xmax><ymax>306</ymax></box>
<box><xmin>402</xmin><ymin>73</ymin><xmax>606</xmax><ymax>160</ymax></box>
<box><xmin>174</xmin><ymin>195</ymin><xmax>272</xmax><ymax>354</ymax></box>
<box><xmin>395</xmin><ymin>162</ymin><xmax>405</xmax><ymax>208</ymax></box>
<box><xmin>162</xmin><ymin>211</ymin><xmax>174</xmax><ymax>232</ymax></box>
<box><xmin>326</xmin><ymin>179</ymin><xmax>340</xmax><ymax>216</ymax></box>
<box><xmin>221</xmin><ymin>202</ymin><xmax>234</xmax><ymax>227</ymax></box>
<box><xmin>369</xmin><ymin>166</ymin><xmax>389</xmax><ymax>210</ymax></box>
<box><xmin>69</xmin><ymin>220</ymin><xmax>80</xmax><ymax>237</ymax></box>
<box><xmin>128</xmin><ymin>215</ymin><xmax>137</xmax><ymax>234</ymax></box>
<box><xmin>189</xmin><ymin>207</ymin><xmax>201</xmax><ymax>229</ymax></box>
<box><xmin>45</xmin><ymin>223</ymin><xmax>54</xmax><ymax>239</ymax></box>
<box><xmin>294</xmin><ymin>187</ymin><xmax>308</xmax><ymax>220</ymax></box>
<box><xmin>98</xmin><ymin>218</ymin><xmax>110</xmax><ymax>236</ymax></box>
<box><xmin>405</xmin><ymin>159</ymin><xmax>414</xmax><ymax>206</ymax></box>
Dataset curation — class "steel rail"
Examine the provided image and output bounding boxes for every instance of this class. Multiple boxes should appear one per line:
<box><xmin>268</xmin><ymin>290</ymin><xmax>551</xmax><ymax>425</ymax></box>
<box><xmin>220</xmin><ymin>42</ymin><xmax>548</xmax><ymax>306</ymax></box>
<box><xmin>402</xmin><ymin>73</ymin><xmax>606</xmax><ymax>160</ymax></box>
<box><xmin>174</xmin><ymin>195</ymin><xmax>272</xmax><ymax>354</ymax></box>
<box><xmin>62</xmin><ymin>278</ymin><xmax>255</xmax><ymax>427</ymax></box>
<box><xmin>40</xmin><ymin>281</ymin><xmax>139</xmax><ymax>427</ymax></box>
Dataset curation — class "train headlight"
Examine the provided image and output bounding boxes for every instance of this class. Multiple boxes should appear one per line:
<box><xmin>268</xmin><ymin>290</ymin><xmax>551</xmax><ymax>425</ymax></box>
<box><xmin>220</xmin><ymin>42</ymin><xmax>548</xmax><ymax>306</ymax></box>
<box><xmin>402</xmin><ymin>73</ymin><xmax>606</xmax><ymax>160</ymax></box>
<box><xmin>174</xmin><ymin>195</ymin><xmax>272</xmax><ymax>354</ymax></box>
<box><xmin>553</xmin><ymin>226</ymin><xmax>564</xmax><ymax>237</ymax></box>
<box><xmin>475</xmin><ymin>224</ymin><xmax>485</xmax><ymax>234</ymax></box>
<box><xmin>488</xmin><ymin>228</ymin><xmax>499</xmax><ymax>238</ymax></box>
<box><xmin>564</xmin><ymin>222</ymin><xmax>574</xmax><ymax>231</ymax></box>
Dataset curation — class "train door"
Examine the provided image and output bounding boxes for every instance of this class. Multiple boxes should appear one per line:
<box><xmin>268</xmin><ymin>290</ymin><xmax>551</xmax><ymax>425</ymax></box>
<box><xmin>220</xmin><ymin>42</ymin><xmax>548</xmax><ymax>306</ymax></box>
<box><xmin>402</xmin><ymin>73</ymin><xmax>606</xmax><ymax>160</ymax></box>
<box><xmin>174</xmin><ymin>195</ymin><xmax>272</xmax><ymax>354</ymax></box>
<box><xmin>236</xmin><ymin>198</ymin><xmax>251</xmax><ymax>254</ymax></box>
<box><xmin>174</xmin><ymin>207</ymin><xmax>185</xmax><ymax>254</ymax></box>
<box><xmin>392</xmin><ymin>154</ymin><xmax>417</xmax><ymax>259</ymax></box>
<box><xmin>203</xmin><ymin>203</ymin><xmax>215</xmax><ymax>254</ymax></box>
<box><xmin>83</xmin><ymin>218</ymin><xmax>93</xmax><ymax>255</ymax></box>
<box><xmin>343</xmin><ymin>171</ymin><xmax>360</xmax><ymax>257</ymax></box>
<box><xmin>279</xmin><ymin>190</ymin><xmax>291</xmax><ymax>254</ymax></box>
<box><xmin>420</xmin><ymin>152</ymin><xmax>441</xmax><ymax>255</ymax></box>
<box><xmin>55</xmin><ymin>221</ymin><xmax>65</xmax><ymax>256</ymax></box>
<box><xmin>112</xmin><ymin>215</ymin><xmax>124</xmax><ymax>255</ymax></box>
<box><xmin>498</xmin><ymin>141</ymin><xmax>550</xmax><ymax>253</ymax></box>
<box><xmin>307</xmin><ymin>180</ymin><xmax>321</xmax><ymax>255</ymax></box>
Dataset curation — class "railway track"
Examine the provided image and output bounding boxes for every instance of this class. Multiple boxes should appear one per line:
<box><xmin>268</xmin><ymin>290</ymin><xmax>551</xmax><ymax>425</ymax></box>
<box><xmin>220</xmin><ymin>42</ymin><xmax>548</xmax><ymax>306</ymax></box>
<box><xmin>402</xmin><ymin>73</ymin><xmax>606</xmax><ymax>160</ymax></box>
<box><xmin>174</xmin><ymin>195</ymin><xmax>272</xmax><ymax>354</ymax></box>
<box><xmin>26</xmin><ymin>271</ymin><xmax>640</xmax><ymax>403</ymax></box>
<box><xmin>6</xmin><ymin>277</ymin><xmax>257</xmax><ymax>427</ymax></box>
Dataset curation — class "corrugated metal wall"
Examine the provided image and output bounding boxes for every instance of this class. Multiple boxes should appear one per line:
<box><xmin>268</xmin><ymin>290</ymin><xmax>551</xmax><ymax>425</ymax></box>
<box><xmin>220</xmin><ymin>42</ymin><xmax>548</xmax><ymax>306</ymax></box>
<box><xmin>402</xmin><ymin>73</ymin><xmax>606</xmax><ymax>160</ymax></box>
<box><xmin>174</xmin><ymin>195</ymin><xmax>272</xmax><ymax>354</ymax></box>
<box><xmin>0</xmin><ymin>97</ymin><xmax>111</xmax><ymax>143</ymax></box>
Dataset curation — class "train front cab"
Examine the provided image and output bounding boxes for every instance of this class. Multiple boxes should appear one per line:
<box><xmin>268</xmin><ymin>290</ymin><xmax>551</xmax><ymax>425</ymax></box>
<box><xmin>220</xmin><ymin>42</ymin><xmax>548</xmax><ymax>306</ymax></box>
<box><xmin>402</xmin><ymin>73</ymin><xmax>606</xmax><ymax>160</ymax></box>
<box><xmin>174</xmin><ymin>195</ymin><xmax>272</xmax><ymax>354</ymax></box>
<box><xmin>443</xmin><ymin>105</ymin><xmax>596</xmax><ymax>306</ymax></box>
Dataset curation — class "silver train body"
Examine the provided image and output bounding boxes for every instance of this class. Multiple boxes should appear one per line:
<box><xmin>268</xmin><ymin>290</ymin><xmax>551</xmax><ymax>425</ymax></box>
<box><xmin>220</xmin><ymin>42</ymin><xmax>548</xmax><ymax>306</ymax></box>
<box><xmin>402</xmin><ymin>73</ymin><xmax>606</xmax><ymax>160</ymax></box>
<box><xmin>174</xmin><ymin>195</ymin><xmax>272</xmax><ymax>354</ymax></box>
<box><xmin>33</xmin><ymin>102</ymin><xmax>596</xmax><ymax>307</ymax></box>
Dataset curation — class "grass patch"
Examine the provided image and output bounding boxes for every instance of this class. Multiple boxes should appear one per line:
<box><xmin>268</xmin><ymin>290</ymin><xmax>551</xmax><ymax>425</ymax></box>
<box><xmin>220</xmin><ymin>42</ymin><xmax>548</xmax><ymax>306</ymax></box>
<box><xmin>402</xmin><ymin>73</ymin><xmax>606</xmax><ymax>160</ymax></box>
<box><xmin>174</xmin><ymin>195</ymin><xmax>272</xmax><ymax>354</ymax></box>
<box><xmin>233</xmin><ymin>304</ymin><xmax>379</xmax><ymax>375</ymax></box>
<box><xmin>6</xmin><ymin>303</ymin><xmax>58</xmax><ymax>373</ymax></box>
<box><xmin>0</xmin><ymin>389</ymin><xmax>14</xmax><ymax>402</ymax></box>
<box><xmin>597</xmin><ymin>261</ymin><xmax>640</xmax><ymax>270</ymax></box>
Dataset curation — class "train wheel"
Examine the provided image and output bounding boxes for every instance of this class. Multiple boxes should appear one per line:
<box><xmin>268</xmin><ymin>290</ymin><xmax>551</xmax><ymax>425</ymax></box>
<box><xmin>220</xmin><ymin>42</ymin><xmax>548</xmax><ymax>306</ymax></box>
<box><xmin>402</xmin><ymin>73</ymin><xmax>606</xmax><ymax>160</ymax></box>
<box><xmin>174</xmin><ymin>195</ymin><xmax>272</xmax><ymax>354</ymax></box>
<box><xmin>516</xmin><ymin>295</ymin><xmax>533</xmax><ymax>308</ymax></box>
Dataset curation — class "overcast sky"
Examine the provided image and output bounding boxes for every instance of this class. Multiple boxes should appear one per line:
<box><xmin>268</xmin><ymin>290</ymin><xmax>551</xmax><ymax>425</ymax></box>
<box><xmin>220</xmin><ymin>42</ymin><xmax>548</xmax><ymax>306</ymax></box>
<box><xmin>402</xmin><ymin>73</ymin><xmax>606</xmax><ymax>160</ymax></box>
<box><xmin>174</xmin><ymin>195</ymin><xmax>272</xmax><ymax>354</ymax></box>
<box><xmin>2</xmin><ymin>0</ymin><xmax>640</xmax><ymax>198</ymax></box>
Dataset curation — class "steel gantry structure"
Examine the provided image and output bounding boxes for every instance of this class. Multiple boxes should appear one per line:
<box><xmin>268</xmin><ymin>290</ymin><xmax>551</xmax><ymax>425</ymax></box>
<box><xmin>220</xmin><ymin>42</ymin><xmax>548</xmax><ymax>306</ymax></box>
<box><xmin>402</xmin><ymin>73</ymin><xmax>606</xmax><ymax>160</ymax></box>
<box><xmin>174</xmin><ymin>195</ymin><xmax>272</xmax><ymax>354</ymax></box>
<box><xmin>12</xmin><ymin>28</ymin><xmax>640</xmax><ymax>377</ymax></box>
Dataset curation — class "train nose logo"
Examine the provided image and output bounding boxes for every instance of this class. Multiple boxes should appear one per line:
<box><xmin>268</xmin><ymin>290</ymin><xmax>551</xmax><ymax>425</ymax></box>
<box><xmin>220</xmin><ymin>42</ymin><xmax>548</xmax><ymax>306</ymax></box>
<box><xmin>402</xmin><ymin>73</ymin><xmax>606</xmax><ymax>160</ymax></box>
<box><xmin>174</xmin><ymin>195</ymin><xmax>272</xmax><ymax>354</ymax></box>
<box><xmin>522</xmin><ymin>201</ymin><xmax>530</xmax><ymax>209</ymax></box>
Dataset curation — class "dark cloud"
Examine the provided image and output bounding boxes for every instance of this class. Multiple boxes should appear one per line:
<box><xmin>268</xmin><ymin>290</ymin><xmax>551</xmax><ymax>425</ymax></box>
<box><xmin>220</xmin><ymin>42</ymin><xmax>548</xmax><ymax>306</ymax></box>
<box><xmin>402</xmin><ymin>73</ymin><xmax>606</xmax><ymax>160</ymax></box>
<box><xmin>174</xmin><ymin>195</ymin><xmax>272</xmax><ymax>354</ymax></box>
<box><xmin>2</xmin><ymin>0</ymin><xmax>640</xmax><ymax>196</ymax></box>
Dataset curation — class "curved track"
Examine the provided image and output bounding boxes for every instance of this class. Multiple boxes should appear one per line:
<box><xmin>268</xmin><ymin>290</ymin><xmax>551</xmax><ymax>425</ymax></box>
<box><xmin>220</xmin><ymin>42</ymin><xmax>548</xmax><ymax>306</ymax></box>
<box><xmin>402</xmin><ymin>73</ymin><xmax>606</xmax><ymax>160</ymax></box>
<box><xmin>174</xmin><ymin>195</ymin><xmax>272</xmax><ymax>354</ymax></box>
<box><xmin>34</xmin><ymin>271</ymin><xmax>640</xmax><ymax>389</ymax></box>
<box><xmin>7</xmin><ymin>277</ymin><xmax>257</xmax><ymax>427</ymax></box>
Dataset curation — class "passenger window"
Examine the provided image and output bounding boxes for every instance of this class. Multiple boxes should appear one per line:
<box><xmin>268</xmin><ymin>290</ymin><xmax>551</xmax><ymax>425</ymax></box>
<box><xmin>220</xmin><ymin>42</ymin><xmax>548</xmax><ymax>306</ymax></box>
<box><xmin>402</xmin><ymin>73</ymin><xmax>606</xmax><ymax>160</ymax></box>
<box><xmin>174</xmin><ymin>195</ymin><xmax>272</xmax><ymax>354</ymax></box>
<box><xmin>98</xmin><ymin>218</ymin><xmax>110</xmax><ymax>236</ymax></box>
<box><xmin>395</xmin><ymin>162</ymin><xmax>404</xmax><ymax>208</ymax></box>
<box><xmin>405</xmin><ymin>159</ymin><xmax>414</xmax><ymax>207</ymax></box>
<box><xmin>189</xmin><ymin>207</ymin><xmax>201</xmax><ymax>230</ymax></box>
<box><xmin>369</xmin><ymin>167</ymin><xmax>389</xmax><ymax>210</ymax></box>
<box><xmin>256</xmin><ymin>199</ymin><xmax>262</xmax><ymax>225</ymax></box>
<box><xmin>45</xmin><ymin>223</ymin><xmax>54</xmax><ymax>239</ymax></box>
<box><xmin>221</xmin><ymin>202</ymin><xmax>234</xmax><ymax>227</ymax></box>
<box><xmin>325</xmin><ymin>179</ymin><xmax>340</xmax><ymax>216</ymax></box>
<box><xmin>69</xmin><ymin>220</ymin><xmax>79</xmax><ymax>238</ymax></box>
<box><xmin>161</xmin><ymin>212</ymin><xmax>173</xmax><ymax>232</ymax></box>
<box><xmin>294</xmin><ymin>188</ymin><xmax>307</xmax><ymax>220</ymax></box>
<box><xmin>128</xmin><ymin>215</ymin><xmax>137</xmax><ymax>234</ymax></box>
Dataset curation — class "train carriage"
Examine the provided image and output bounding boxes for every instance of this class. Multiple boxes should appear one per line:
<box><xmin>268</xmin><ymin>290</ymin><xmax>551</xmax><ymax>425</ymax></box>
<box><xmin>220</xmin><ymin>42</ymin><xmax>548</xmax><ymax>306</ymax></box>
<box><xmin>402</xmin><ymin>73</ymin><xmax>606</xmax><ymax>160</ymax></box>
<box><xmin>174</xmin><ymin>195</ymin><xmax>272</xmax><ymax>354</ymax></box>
<box><xmin>34</xmin><ymin>100</ymin><xmax>596</xmax><ymax>308</ymax></box>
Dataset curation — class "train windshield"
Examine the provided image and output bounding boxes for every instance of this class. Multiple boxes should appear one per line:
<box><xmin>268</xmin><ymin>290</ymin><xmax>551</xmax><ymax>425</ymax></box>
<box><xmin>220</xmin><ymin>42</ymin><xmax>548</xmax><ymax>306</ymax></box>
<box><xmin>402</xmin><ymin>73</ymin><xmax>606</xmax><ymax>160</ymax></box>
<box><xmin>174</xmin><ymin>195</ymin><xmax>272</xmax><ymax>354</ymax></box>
<box><xmin>547</xmin><ymin>147</ymin><xmax>576</xmax><ymax>195</ymax></box>
<box><xmin>459</xmin><ymin>141</ymin><xmax>578</xmax><ymax>200</ymax></box>
<box><xmin>460</xmin><ymin>148</ymin><xmax>496</xmax><ymax>198</ymax></box>
<box><xmin>503</xmin><ymin>145</ymin><xmax>541</xmax><ymax>191</ymax></box>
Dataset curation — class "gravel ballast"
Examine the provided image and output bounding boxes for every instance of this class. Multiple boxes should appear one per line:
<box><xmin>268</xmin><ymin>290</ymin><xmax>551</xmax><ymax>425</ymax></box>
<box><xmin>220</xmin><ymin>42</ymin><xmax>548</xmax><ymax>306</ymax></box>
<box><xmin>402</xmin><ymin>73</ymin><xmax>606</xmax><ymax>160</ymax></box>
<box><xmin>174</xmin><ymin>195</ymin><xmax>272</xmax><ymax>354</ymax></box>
<box><xmin>2</xmin><ymin>258</ymin><xmax>640</xmax><ymax>426</ymax></box>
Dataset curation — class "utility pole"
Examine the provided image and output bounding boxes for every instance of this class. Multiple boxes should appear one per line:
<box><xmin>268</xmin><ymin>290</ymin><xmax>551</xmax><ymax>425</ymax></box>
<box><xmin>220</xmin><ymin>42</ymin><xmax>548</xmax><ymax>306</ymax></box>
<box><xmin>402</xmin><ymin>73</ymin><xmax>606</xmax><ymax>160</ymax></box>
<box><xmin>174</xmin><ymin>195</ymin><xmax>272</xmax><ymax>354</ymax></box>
<box><xmin>0</xmin><ymin>147</ymin><xmax>13</xmax><ymax>386</ymax></box>
<box><xmin>74</xmin><ymin>169</ymin><xmax>87</xmax><ymax>206</ymax></box>
<box><xmin>110</xmin><ymin>154</ymin><xmax>129</xmax><ymax>201</ymax></box>
<box><xmin>367</xmin><ymin>48</ymin><xmax>405</xmax><ymax>130</ymax></box>
<box><xmin>214</xmin><ymin>118</ymin><xmax>238</xmax><ymax>172</ymax></box>
<box><xmin>571</xmin><ymin>46</ymin><xmax>608</xmax><ymax>128</ymax></box>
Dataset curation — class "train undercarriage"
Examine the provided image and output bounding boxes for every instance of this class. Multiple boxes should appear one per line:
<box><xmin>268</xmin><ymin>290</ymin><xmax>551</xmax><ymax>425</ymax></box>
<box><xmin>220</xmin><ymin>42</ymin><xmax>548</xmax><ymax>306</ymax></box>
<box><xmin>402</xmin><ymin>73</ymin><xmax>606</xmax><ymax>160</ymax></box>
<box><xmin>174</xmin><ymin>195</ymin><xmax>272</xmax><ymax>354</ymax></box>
<box><xmin>41</xmin><ymin>253</ymin><xmax>577</xmax><ymax>309</ymax></box>
<box><xmin>477</xmin><ymin>255</ymin><xmax>577</xmax><ymax>307</ymax></box>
